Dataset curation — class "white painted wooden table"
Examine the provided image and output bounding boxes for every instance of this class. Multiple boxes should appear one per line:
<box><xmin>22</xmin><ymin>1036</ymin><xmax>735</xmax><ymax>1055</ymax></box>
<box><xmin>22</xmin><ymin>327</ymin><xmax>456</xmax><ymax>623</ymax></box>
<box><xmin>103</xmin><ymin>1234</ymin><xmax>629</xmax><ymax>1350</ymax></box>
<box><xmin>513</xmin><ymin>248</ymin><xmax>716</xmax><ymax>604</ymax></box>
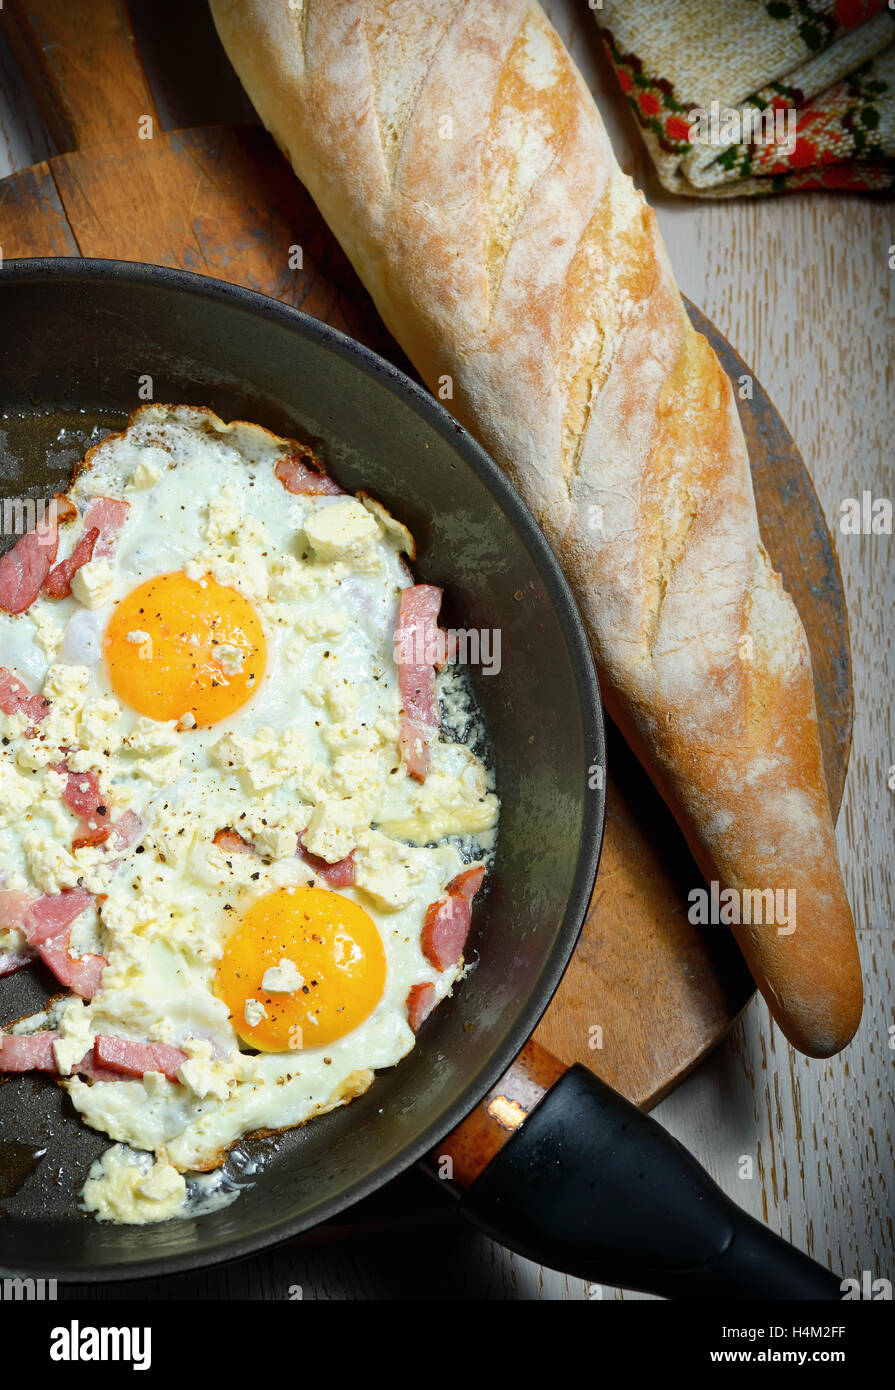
<box><xmin>0</xmin><ymin>0</ymin><xmax>890</xmax><ymax>1300</ymax></box>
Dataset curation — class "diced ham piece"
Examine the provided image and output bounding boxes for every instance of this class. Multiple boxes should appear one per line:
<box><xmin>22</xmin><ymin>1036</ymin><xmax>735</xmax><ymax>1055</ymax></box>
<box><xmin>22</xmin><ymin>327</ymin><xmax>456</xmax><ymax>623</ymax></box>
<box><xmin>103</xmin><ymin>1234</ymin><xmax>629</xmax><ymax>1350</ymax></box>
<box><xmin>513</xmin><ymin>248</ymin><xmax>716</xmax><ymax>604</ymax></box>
<box><xmin>93</xmin><ymin>1036</ymin><xmax>187</xmax><ymax>1082</ymax></box>
<box><xmin>52</xmin><ymin>764</ymin><xmax>113</xmax><ymax>850</ymax></box>
<box><xmin>21</xmin><ymin>889</ymin><xmax>105</xmax><ymax>1000</ymax></box>
<box><xmin>446</xmin><ymin>866</ymin><xmax>486</xmax><ymax>902</ymax></box>
<box><xmin>419</xmin><ymin>865</ymin><xmax>485</xmax><ymax>973</ymax></box>
<box><xmin>91</xmin><ymin>810</ymin><xmax>144</xmax><ymax>872</ymax></box>
<box><xmin>72</xmin><ymin>822</ymin><xmax>111</xmax><ymax>851</ymax></box>
<box><xmin>313</xmin><ymin>853</ymin><xmax>356</xmax><ymax>888</ymax></box>
<box><xmin>0</xmin><ymin>667</ymin><xmax>49</xmax><ymax>726</ymax></box>
<box><xmin>298</xmin><ymin>834</ymin><xmax>356</xmax><ymax>887</ymax></box>
<box><xmin>420</xmin><ymin>894</ymin><xmax>472</xmax><ymax>973</ymax></box>
<box><xmin>44</xmin><ymin>526</ymin><xmax>99</xmax><ymax>599</ymax></box>
<box><xmin>110</xmin><ymin>810</ymin><xmax>143</xmax><ymax>852</ymax></box>
<box><xmin>275</xmin><ymin>451</ymin><xmax>343</xmax><ymax>496</ymax></box>
<box><xmin>24</xmin><ymin>887</ymin><xmax>94</xmax><ymax>946</ymax></box>
<box><xmin>0</xmin><ymin>1031</ymin><xmax>60</xmax><ymax>1072</ymax></box>
<box><xmin>0</xmin><ymin>888</ymin><xmax>34</xmax><ymax>930</ymax></box>
<box><xmin>213</xmin><ymin>827</ymin><xmax>253</xmax><ymax>854</ymax></box>
<box><xmin>82</xmin><ymin>496</ymin><xmax>129</xmax><ymax>558</ymax></box>
<box><xmin>38</xmin><ymin>936</ymin><xmax>106</xmax><ymax>1000</ymax></box>
<box><xmin>406</xmin><ymin>982</ymin><xmax>437</xmax><ymax>1033</ymax></box>
<box><xmin>0</xmin><ymin>1032</ymin><xmax>185</xmax><ymax>1081</ymax></box>
<box><xmin>395</xmin><ymin>585</ymin><xmax>451</xmax><ymax>782</ymax></box>
<box><xmin>71</xmin><ymin>1054</ymin><xmax>129</xmax><ymax>1083</ymax></box>
<box><xmin>54</xmin><ymin>765</ymin><xmax>105</xmax><ymax>819</ymax></box>
<box><xmin>0</xmin><ymin>949</ymin><xmax>35</xmax><ymax>978</ymax></box>
<box><xmin>0</xmin><ymin>515</ymin><xmax>58</xmax><ymax>614</ymax></box>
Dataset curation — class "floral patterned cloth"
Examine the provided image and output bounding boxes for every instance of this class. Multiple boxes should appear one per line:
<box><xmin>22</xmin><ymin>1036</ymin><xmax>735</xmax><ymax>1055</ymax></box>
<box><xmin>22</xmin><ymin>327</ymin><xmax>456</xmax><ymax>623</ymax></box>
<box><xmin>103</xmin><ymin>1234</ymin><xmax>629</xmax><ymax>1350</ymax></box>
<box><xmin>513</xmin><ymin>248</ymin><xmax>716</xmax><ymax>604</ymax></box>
<box><xmin>592</xmin><ymin>0</ymin><xmax>895</xmax><ymax>196</ymax></box>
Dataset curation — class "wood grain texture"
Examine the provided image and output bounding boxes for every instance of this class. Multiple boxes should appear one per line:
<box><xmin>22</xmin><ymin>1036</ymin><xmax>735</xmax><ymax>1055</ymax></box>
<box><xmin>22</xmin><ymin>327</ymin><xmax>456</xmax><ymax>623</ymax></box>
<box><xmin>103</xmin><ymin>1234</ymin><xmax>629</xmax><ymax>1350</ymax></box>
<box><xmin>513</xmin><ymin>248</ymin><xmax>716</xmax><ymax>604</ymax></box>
<box><xmin>0</xmin><ymin>0</ymin><xmax>157</xmax><ymax>152</ymax></box>
<box><xmin>0</xmin><ymin>161</ymin><xmax>78</xmax><ymax>256</ymax></box>
<box><xmin>0</xmin><ymin>0</ymin><xmax>889</xmax><ymax>1302</ymax></box>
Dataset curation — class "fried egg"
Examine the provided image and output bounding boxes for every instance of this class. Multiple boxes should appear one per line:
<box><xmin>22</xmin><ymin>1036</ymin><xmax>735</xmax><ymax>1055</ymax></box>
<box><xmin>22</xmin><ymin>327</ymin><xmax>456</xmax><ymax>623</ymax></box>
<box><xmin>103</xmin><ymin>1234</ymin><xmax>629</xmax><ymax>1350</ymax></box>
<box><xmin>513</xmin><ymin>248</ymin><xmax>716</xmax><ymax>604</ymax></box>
<box><xmin>0</xmin><ymin>405</ymin><xmax>499</xmax><ymax>1223</ymax></box>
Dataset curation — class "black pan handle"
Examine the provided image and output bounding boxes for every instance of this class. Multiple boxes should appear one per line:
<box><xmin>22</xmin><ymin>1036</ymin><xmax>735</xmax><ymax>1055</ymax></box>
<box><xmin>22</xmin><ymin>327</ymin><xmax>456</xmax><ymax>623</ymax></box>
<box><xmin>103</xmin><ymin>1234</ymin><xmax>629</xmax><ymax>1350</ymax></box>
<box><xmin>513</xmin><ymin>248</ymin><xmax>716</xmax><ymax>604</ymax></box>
<box><xmin>445</xmin><ymin>1059</ymin><xmax>841</xmax><ymax>1299</ymax></box>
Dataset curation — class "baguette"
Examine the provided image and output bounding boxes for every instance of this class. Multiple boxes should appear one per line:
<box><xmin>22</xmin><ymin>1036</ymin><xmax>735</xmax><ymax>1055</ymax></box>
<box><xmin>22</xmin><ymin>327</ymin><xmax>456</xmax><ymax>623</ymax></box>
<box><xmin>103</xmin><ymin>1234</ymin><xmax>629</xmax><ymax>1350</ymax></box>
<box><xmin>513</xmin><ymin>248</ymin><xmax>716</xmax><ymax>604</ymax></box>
<box><xmin>209</xmin><ymin>0</ymin><xmax>863</xmax><ymax>1056</ymax></box>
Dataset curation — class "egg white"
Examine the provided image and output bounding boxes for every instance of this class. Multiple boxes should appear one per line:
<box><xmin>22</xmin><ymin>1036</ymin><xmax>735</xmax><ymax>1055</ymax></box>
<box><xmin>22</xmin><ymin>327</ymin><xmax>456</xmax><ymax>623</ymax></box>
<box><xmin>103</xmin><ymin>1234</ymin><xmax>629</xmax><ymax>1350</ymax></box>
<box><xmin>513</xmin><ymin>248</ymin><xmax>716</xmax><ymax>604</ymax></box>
<box><xmin>0</xmin><ymin>405</ymin><xmax>499</xmax><ymax>1220</ymax></box>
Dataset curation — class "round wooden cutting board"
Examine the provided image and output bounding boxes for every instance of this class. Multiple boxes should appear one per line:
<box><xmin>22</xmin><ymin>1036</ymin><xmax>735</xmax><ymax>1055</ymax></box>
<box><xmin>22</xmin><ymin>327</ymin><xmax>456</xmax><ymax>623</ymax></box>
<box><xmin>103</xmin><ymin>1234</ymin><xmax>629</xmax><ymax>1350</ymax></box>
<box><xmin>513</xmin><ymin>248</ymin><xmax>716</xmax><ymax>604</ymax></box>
<box><xmin>0</xmin><ymin>0</ymin><xmax>852</xmax><ymax>1109</ymax></box>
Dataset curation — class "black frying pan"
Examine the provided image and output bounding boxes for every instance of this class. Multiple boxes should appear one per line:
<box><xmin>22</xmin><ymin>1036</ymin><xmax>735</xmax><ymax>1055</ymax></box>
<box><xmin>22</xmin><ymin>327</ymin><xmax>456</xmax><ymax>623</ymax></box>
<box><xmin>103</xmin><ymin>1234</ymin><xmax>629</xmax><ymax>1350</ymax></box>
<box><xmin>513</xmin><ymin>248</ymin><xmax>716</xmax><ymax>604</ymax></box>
<box><xmin>0</xmin><ymin>260</ymin><xmax>840</xmax><ymax>1298</ymax></box>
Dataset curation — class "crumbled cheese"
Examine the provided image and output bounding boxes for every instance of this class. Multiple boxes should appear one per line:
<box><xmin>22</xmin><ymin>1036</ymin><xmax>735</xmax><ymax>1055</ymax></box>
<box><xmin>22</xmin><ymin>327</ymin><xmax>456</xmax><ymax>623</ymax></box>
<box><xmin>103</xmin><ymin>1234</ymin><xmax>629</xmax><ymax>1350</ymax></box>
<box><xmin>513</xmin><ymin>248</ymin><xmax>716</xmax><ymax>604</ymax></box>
<box><xmin>53</xmin><ymin>997</ymin><xmax>95</xmax><ymax>1076</ymax></box>
<box><xmin>32</xmin><ymin>605</ymin><xmax>65</xmax><ymax>658</ymax></box>
<box><xmin>244</xmin><ymin>998</ymin><xmax>267</xmax><ymax>1028</ymax></box>
<box><xmin>379</xmin><ymin>773</ymin><xmax>500</xmax><ymax>844</ymax></box>
<box><xmin>125</xmin><ymin>718</ymin><xmax>179</xmax><ymax>754</ymax></box>
<box><xmin>324</xmin><ymin>749</ymin><xmax>382</xmax><ymax>800</ymax></box>
<box><xmin>125</xmin><ymin>446</ymin><xmax>169</xmax><ymax>492</ymax></box>
<box><xmin>80</xmin><ymin>696</ymin><xmax>125</xmax><ymax>754</ymax></box>
<box><xmin>302</xmin><ymin>797</ymin><xmax>369</xmax><ymax>863</ymax></box>
<box><xmin>321</xmin><ymin>722</ymin><xmax>381</xmax><ymax>757</ymax></box>
<box><xmin>303</xmin><ymin>498</ymin><xmax>381</xmax><ymax>571</ymax></box>
<box><xmin>71</xmin><ymin>558</ymin><xmax>116</xmax><ymax>609</ymax></box>
<box><xmin>43</xmin><ymin>662</ymin><xmax>90</xmax><ymax>704</ymax></box>
<box><xmin>133</xmin><ymin>748</ymin><xmax>184</xmax><ymax>786</ymax></box>
<box><xmin>41</xmin><ymin>767</ymin><xmax>69</xmax><ymax>800</ymax></box>
<box><xmin>177</xmin><ymin>1053</ymin><xmax>235</xmax><ymax>1102</ymax></box>
<box><xmin>81</xmin><ymin>1146</ymin><xmax>186</xmax><ymax>1224</ymax></box>
<box><xmin>204</xmin><ymin>485</ymin><xmax>242</xmax><ymax>542</ymax></box>
<box><xmin>212</xmin><ymin>726</ymin><xmax>312</xmax><ymax>794</ymax></box>
<box><xmin>240</xmin><ymin>803</ymin><xmax>308</xmax><ymax>860</ymax></box>
<box><xmin>0</xmin><ymin>761</ymin><xmax>42</xmax><ymax>828</ymax></box>
<box><xmin>353</xmin><ymin>830</ymin><xmax>429</xmax><ymax>911</ymax></box>
<box><xmin>325</xmin><ymin>675</ymin><xmax>359</xmax><ymax>721</ymax></box>
<box><xmin>268</xmin><ymin>553</ymin><xmax>314</xmax><ymax>600</ymax></box>
<box><xmin>126</xmin><ymin>629</ymin><xmax>152</xmax><ymax>653</ymax></box>
<box><xmin>199</xmin><ymin>509</ymin><xmax>271</xmax><ymax>602</ymax></box>
<box><xmin>215</xmin><ymin>643</ymin><xmax>245</xmax><ymax>677</ymax></box>
<box><xmin>128</xmin><ymin>458</ymin><xmax>162</xmax><ymax>491</ymax></box>
<box><xmin>1</xmin><ymin>710</ymin><xmax>28</xmax><ymax>741</ymax></box>
<box><xmin>297</xmin><ymin>605</ymin><xmax>349</xmax><ymax>641</ymax></box>
<box><xmin>137</xmin><ymin>1161</ymin><xmax>185</xmax><ymax>1203</ymax></box>
<box><xmin>23</xmin><ymin>832</ymin><xmax>102</xmax><ymax>895</ymax></box>
<box><xmin>261</xmin><ymin>958</ymin><xmax>304</xmax><ymax>993</ymax></box>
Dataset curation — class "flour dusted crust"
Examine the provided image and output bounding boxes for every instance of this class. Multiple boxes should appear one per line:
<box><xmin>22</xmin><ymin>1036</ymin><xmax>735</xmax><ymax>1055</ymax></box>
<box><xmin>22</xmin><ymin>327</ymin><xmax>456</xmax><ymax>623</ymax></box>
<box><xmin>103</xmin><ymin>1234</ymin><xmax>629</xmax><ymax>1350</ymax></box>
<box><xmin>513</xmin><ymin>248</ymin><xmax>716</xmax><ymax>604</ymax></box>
<box><xmin>209</xmin><ymin>0</ymin><xmax>862</xmax><ymax>1056</ymax></box>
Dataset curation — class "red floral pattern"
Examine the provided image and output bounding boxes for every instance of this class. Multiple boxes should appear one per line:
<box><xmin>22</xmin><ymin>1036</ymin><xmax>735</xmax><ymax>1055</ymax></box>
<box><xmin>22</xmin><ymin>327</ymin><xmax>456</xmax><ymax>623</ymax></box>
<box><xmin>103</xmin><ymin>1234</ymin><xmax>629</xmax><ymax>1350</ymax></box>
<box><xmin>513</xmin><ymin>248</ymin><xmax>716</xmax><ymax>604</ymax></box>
<box><xmin>599</xmin><ymin>12</ymin><xmax>894</xmax><ymax>196</ymax></box>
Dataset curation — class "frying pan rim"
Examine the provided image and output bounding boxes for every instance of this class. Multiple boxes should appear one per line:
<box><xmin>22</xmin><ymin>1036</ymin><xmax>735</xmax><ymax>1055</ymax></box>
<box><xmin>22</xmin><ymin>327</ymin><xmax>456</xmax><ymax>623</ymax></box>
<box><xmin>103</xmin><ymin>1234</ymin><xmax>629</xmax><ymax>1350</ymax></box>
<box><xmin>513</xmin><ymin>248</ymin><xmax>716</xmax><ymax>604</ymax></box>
<box><xmin>0</xmin><ymin>257</ymin><xmax>605</xmax><ymax>1283</ymax></box>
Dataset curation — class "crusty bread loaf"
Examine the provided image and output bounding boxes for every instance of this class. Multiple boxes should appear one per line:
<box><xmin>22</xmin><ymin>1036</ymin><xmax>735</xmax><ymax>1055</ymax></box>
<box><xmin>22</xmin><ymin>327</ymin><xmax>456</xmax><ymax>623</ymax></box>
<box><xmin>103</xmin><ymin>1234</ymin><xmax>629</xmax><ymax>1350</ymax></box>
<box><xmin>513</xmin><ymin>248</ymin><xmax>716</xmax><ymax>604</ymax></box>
<box><xmin>209</xmin><ymin>0</ymin><xmax>862</xmax><ymax>1056</ymax></box>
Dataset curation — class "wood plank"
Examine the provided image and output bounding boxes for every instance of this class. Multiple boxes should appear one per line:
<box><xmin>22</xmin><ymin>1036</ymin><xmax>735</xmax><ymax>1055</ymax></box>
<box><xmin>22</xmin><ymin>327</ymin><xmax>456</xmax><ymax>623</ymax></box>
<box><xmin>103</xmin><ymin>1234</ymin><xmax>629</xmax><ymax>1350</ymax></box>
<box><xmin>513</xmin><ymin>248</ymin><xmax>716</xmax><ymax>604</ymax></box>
<box><xmin>0</xmin><ymin>162</ymin><xmax>78</xmax><ymax>257</ymax></box>
<box><xmin>46</xmin><ymin>126</ymin><xmax>402</xmax><ymax>358</ymax></box>
<box><xmin>0</xmin><ymin>0</ymin><xmax>157</xmax><ymax>153</ymax></box>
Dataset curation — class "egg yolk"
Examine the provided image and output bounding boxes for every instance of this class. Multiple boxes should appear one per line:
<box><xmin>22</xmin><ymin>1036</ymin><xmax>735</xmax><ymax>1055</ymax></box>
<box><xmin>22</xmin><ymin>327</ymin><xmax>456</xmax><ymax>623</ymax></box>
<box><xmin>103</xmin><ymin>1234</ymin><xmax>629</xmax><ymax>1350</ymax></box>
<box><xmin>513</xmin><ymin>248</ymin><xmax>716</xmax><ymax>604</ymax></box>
<box><xmin>103</xmin><ymin>571</ymin><xmax>266</xmax><ymax>727</ymax></box>
<box><xmin>215</xmin><ymin>886</ymin><xmax>387</xmax><ymax>1051</ymax></box>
